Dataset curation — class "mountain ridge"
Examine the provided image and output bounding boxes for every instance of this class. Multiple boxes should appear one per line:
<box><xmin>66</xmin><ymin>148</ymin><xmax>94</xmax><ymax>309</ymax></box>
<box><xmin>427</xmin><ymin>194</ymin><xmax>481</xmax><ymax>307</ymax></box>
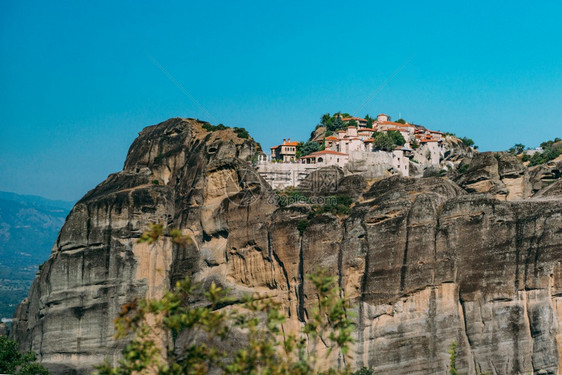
<box><xmin>0</xmin><ymin>191</ymin><xmax>73</xmax><ymax>319</ymax></box>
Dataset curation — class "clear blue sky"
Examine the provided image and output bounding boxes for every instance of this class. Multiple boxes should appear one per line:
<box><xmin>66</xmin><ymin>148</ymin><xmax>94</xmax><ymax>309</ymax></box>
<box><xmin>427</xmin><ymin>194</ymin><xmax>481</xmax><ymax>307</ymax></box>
<box><xmin>1</xmin><ymin>1</ymin><xmax>561</xmax><ymax>201</ymax></box>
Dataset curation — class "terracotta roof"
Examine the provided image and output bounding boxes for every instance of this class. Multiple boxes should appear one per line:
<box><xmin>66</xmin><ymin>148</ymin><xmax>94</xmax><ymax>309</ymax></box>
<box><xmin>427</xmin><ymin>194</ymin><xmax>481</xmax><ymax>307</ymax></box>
<box><xmin>270</xmin><ymin>145</ymin><xmax>279</xmax><ymax>149</ymax></box>
<box><xmin>325</xmin><ymin>136</ymin><xmax>339</xmax><ymax>141</ymax></box>
<box><xmin>337</xmin><ymin>130</ymin><xmax>346</xmax><ymax>133</ymax></box>
<box><xmin>381</xmin><ymin>126</ymin><xmax>401</xmax><ymax>132</ymax></box>
<box><xmin>420</xmin><ymin>139</ymin><xmax>438</xmax><ymax>143</ymax></box>
<box><xmin>283</xmin><ymin>141</ymin><xmax>299</xmax><ymax>146</ymax></box>
<box><xmin>357</xmin><ymin>128</ymin><xmax>376</xmax><ymax>132</ymax></box>
<box><xmin>379</xmin><ymin>121</ymin><xmax>414</xmax><ymax>128</ymax></box>
<box><xmin>363</xmin><ymin>139</ymin><xmax>374</xmax><ymax>143</ymax></box>
<box><xmin>342</xmin><ymin>117</ymin><xmax>367</xmax><ymax>122</ymax></box>
<box><xmin>378</xmin><ymin>113</ymin><xmax>387</xmax><ymax>116</ymax></box>
<box><xmin>302</xmin><ymin>150</ymin><xmax>349</xmax><ymax>158</ymax></box>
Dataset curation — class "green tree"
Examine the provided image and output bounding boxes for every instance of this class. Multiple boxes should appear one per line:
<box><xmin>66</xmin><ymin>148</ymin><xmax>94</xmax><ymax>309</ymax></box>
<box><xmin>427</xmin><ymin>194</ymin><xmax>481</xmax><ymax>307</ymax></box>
<box><xmin>508</xmin><ymin>143</ymin><xmax>525</xmax><ymax>155</ymax></box>
<box><xmin>461</xmin><ymin>137</ymin><xmax>475</xmax><ymax>147</ymax></box>
<box><xmin>448</xmin><ymin>342</ymin><xmax>458</xmax><ymax>375</ymax></box>
<box><xmin>528</xmin><ymin>138</ymin><xmax>562</xmax><ymax>166</ymax></box>
<box><xmin>331</xmin><ymin>116</ymin><xmax>344</xmax><ymax>132</ymax></box>
<box><xmin>364</xmin><ymin>115</ymin><xmax>374</xmax><ymax>128</ymax></box>
<box><xmin>395</xmin><ymin>119</ymin><xmax>406</xmax><ymax>124</ymax></box>
<box><xmin>371</xmin><ymin>131</ymin><xmax>405</xmax><ymax>152</ymax></box>
<box><xmin>387</xmin><ymin>131</ymin><xmax>406</xmax><ymax>147</ymax></box>
<box><xmin>320</xmin><ymin>113</ymin><xmax>333</xmax><ymax>130</ymax></box>
<box><xmin>95</xmin><ymin>269</ymin><xmax>355</xmax><ymax>375</ymax></box>
<box><xmin>298</xmin><ymin>141</ymin><xmax>321</xmax><ymax>157</ymax></box>
<box><xmin>0</xmin><ymin>336</ymin><xmax>50</xmax><ymax>375</ymax></box>
<box><xmin>233</xmin><ymin>127</ymin><xmax>250</xmax><ymax>139</ymax></box>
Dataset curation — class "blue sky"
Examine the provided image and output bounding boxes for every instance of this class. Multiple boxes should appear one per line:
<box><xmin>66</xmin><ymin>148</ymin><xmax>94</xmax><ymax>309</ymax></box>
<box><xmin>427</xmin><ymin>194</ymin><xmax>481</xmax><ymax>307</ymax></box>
<box><xmin>1</xmin><ymin>0</ymin><xmax>561</xmax><ymax>201</ymax></box>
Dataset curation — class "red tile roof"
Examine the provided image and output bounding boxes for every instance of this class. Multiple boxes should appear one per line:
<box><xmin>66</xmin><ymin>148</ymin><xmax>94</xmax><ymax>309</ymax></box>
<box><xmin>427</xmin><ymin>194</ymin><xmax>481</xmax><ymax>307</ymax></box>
<box><xmin>342</xmin><ymin>117</ymin><xmax>367</xmax><ymax>122</ymax></box>
<box><xmin>325</xmin><ymin>136</ymin><xmax>339</xmax><ymax>141</ymax></box>
<box><xmin>302</xmin><ymin>150</ymin><xmax>349</xmax><ymax>158</ymax></box>
<box><xmin>378</xmin><ymin>121</ymin><xmax>414</xmax><ymax>128</ymax></box>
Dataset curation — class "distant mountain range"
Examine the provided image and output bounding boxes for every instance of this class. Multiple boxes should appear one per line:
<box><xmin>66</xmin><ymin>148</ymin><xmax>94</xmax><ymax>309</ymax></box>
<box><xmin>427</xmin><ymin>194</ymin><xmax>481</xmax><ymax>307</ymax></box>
<box><xmin>0</xmin><ymin>191</ymin><xmax>73</xmax><ymax>319</ymax></box>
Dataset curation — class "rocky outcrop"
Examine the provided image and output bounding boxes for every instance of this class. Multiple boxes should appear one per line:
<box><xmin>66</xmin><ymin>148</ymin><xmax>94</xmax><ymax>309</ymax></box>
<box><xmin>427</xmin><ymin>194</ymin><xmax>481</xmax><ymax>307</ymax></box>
<box><xmin>530</xmin><ymin>157</ymin><xmax>562</xmax><ymax>194</ymax></box>
<box><xmin>11</xmin><ymin>119</ymin><xmax>562</xmax><ymax>375</ymax></box>
<box><xmin>455</xmin><ymin>152</ymin><xmax>532</xmax><ymax>200</ymax></box>
<box><xmin>11</xmin><ymin>118</ymin><xmax>274</xmax><ymax>374</ymax></box>
<box><xmin>534</xmin><ymin>179</ymin><xmax>562</xmax><ymax>198</ymax></box>
<box><xmin>310</xmin><ymin>126</ymin><xmax>327</xmax><ymax>143</ymax></box>
<box><xmin>442</xmin><ymin>135</ymin><xmax>475</xmax><ymax>163</ymax></box>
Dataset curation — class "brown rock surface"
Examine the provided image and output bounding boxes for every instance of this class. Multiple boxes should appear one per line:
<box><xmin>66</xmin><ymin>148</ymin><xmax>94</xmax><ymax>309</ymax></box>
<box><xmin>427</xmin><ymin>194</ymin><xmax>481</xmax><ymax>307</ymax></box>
<box><xmin>11</xmin><ymin>119</ymin><xmax>562</xmax><ymax>375</ymax></box>
<box><xmin>456</xmin><ymin>152</ymin><xmax>532</xmax><ymax>200</ymax></box>
<box><xmin>530</xmin><ymin>157</ymin><xmax>562</xmax><ymax>194</ymax></box>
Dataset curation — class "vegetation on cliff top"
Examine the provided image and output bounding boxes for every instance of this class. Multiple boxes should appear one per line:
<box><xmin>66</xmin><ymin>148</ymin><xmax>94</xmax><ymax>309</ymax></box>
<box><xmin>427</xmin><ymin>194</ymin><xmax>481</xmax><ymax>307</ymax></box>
<box><xmin>519</xmin><ymin>138</ymin><xmax>561</xmax><ymax>166</ymax></box>
<box><xmin>316</xmin><ymin>112</ymin><xmax>374</xmax><ymax>131</ymax></box>
<box><xmin>201</xmin><ymin>123</ymin><xmax>251</xmax><ymax>139</ymax></box>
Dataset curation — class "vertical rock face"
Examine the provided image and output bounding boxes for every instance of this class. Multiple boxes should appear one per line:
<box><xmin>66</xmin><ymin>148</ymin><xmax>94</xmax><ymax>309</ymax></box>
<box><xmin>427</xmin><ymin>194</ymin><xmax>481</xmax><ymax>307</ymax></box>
<box><xmin>11</xmin><ymin>119</ymin><xmax>562</xmax><ymax>375</ymax></box>
<box><xmin>11</xmin><ymin>118</ymin><xmax>274</xmax><ymax>374</ymax></box>
<box><xmin>350</xmin><ymin>178</ymin><xmax>561</xmax><ymax>374</ymax></box>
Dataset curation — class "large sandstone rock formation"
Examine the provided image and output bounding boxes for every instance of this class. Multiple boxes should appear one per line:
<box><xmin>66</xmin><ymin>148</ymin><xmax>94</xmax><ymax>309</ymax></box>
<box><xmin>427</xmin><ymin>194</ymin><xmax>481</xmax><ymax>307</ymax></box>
<box><xmin>11</xmin><ymin>119</ymin><xmax>562</xmax><ymax>375</ymax></box>
<box><xmin>455</xmin><ymin>152</ymin><xmax>532</xmax><ymax>200</ymax></box>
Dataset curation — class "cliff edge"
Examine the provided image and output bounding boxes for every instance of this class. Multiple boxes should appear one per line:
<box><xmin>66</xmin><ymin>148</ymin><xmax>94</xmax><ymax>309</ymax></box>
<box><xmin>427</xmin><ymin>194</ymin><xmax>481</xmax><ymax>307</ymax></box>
<box><xmin>11</xmin><ymin>118</ymin><xmax>562</xmax><ymax>375</ymax></box>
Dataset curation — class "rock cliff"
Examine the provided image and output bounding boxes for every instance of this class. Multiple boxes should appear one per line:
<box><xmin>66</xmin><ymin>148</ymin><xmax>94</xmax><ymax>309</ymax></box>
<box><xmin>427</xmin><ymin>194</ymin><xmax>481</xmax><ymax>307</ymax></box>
<box><xmin>11</xmin><ymin>118</ymin><xmax>562</xmax><ymax>375</ymax></box>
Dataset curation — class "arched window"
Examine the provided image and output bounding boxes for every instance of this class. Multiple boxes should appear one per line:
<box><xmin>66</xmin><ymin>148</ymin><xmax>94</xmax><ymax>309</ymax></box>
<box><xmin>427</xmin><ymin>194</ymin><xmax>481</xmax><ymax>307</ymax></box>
<box><xmin>318</xmin><ymin>157</ymin><xmax>324</xmax><ymax>163</ymax></box>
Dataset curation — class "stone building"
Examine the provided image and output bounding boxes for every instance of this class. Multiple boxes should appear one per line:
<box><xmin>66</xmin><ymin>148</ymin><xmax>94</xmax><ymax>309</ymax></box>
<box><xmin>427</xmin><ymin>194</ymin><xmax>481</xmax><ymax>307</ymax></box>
<box><xmin>259</xmin><ymin>111</ymin><xmax>453</xmax><ymax>189</ymax></box>
<box><xmin>300</xmin><ymin>150</ymin><xmax>349</xmax><ymax>168</ymax></box>
<box><xmin>342</xmin><ymin>116</ymin><xmax>368</xmax><ymax>127</ymax></box>
<box><xmin>270</xmin><ymin>138</ymin><xmax>299</xmax><ymax>162</ymax></box>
